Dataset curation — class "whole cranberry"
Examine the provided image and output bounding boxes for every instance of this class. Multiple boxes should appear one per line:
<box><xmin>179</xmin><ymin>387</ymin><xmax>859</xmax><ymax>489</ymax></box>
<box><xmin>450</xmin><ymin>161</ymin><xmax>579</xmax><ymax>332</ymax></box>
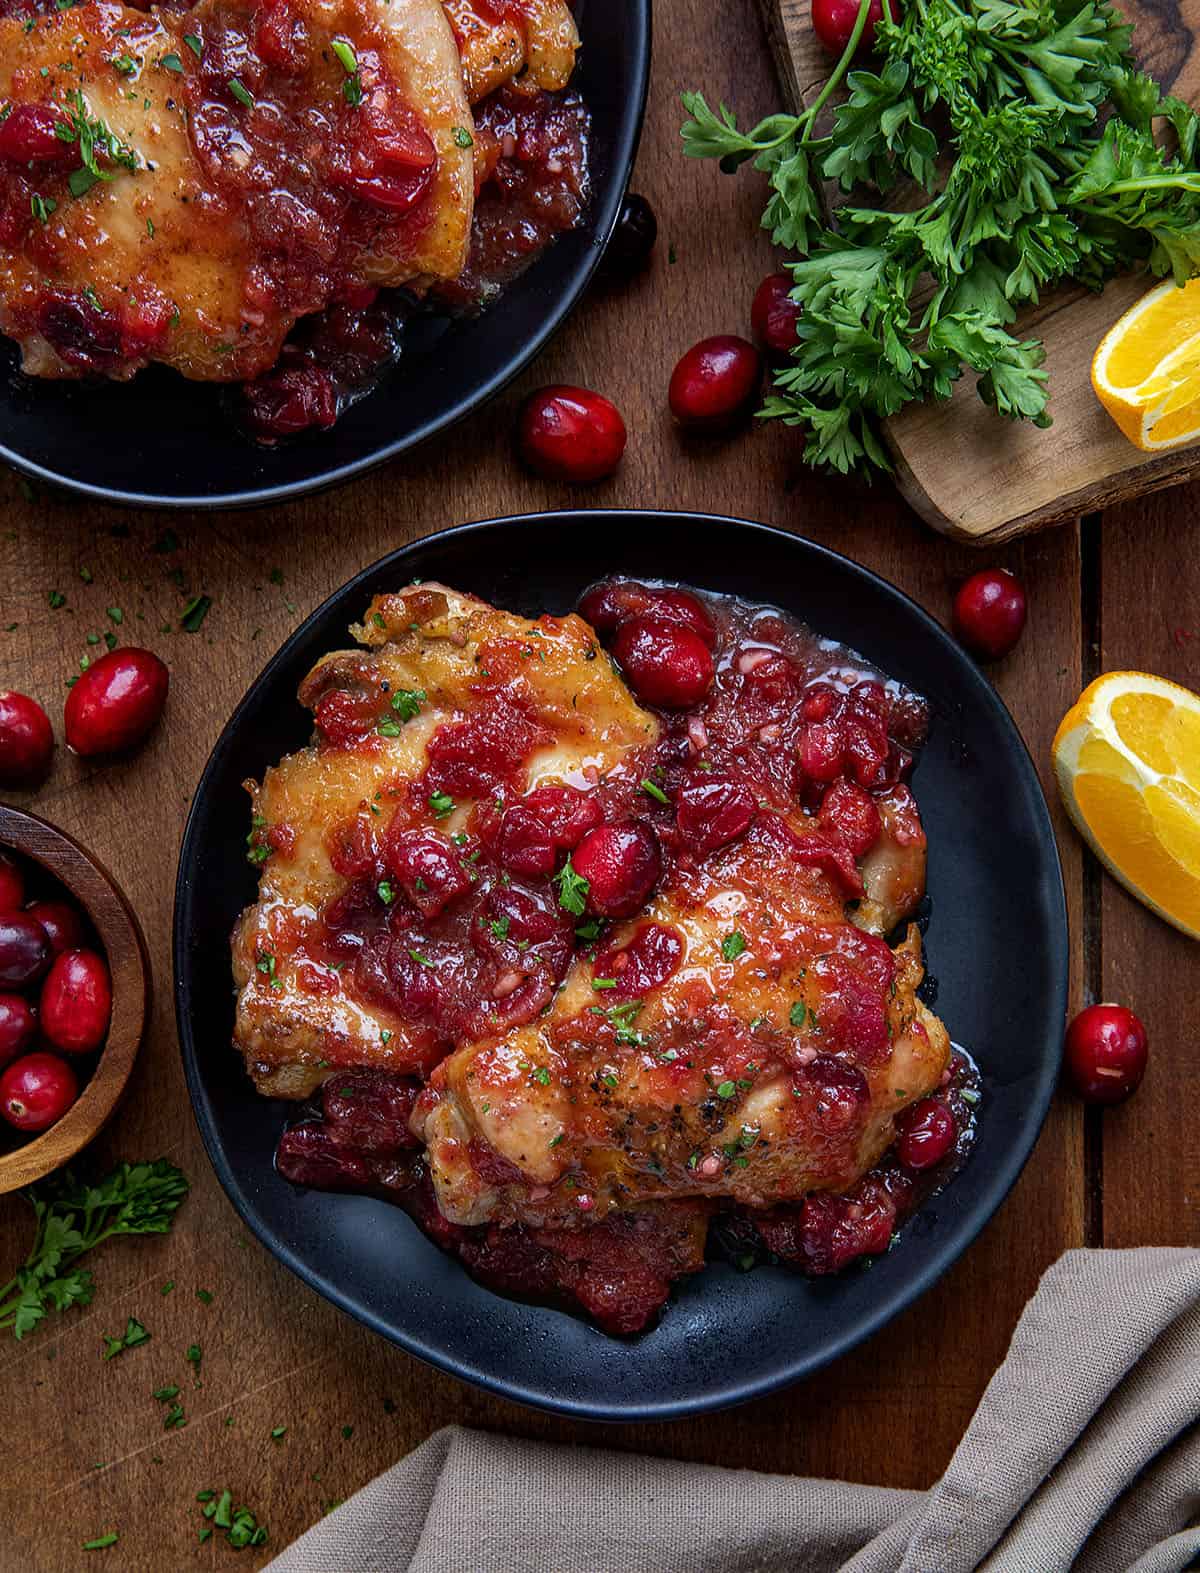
<box><xmin>602</xmin><ymin>193</ymin><xmax>658</xmax><ymax>276</ymax></box>
<box><xmin>612</xmin><ymin>616</ymin><xmax>715</xmax><ymax>708</ymax></box>
<box><xmin>952</xmin><ymin>569</ymin><xmax>1027</xmax><ymax>661</ymax></box>
<box><xmin>0</xmin><ymin>1050</ymin><xmax>78</xmax><ymax>1132</ymax></box>
<box><xmin>24</xmin><ymin>898</ymin><xmax>86</xmax><ymax>955</ymax></box>
<box><xmin>64</xmin><ymin>647</ymin><xmax>169</xmax><ymax>756</ymax></box>
<box><xmin>573</xmin><ymin>823</ymin><xmax>662</xmax><ymax>918</ymax></box>
<box><xmin>751</xmin><ymin>273</ymin><xmax>801</xmax><ymax>359</ymax></box>
<box><xmin>518</xmin><ymin>386</ymin><xmax>627</xmax><ymax>485</ymax></box>
<box><xmin>1064</xmin><ymin>1004</ymin><xmax>1148</xmax><ymax>1105</ymax></box>
<box><xmin>812</xmin><ymin>0</ymin><xmax>887</xmax><ymax>54</ymax></box>
<box><xmin>895</xmin><ymin>1098</ymin><xmax>957</xmax><ymax>1170</ymax></box>
<box><xmin>0</xmin><ymin>851</ymin><xmax>24</xmax><ymax>913</ymax></box>
<box><xmin>0</xmin><ymin>993</ymin><xmax>36</xmax><ymax>1067</ymax></box>
<box><xmin>676</xmin><ymin>774</ymin><xmax>757</xmax><ymax>854</ymax></box>
<box><xmin>579</xmin><ymin>580</ymin><xmax>716</xmax><ymax>647</ymax></box>
<box><xmin>0</xmin><ymin>912</ymin><xmax>50</xmax><ymax>989</ymax></box>
<box><xmin>0</xmin><ymin>690</ymin><xmax>54</xmax><ymax>787</ymax></box>
<box><xmin>39</xmin><ymin>948</ymin><xmax>112</xmax><ymax>1053</ymax></box>
<box><xmin>669</xmin><ymin>335</ymin><xmax>762</xmax><ymax>431</ymax></box>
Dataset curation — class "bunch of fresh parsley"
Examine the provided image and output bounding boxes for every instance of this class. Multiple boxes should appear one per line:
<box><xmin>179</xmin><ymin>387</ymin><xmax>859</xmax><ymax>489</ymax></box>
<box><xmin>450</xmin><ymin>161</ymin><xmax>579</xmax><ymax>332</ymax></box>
<box><xmin>681</xmin><ymin>0</ymin><xmax>1200</xmax><ymax>473</ymax></box>
<box><xmin>0</xmin><ymin>1160</ymin><xmax>188</xmax><ymax>1340</ymax></box>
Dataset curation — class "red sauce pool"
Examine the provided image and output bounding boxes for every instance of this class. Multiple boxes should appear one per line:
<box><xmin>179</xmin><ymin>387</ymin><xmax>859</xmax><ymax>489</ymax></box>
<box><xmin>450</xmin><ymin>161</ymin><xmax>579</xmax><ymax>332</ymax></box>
<box><xmin>273</xmin><ymin>581</ymin><xmax>979</xmax><ymax>1332</ymax></box>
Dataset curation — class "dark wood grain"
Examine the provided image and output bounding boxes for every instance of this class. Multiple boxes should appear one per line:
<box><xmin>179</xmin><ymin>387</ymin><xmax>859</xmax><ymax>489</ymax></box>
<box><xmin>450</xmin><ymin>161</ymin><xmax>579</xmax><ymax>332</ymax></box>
<box><xmin>0</xmin><ymin>4</ymin><xmax>1089</xmax><ymax>1566</ymax></box>
<box><xmin>754</xmin><ymin>0</ymin><xmax>1200</xmax><ymax>543</ymax></box>
<box><xmin>0</xmin><ymin>803</ymin><xmax>148</xmax><ymax>1193</ymax></box>
<box><xmin>1094</xmin><ymin>488</ymin><xmax>1200</xmax><ymax>1251</ymax></box>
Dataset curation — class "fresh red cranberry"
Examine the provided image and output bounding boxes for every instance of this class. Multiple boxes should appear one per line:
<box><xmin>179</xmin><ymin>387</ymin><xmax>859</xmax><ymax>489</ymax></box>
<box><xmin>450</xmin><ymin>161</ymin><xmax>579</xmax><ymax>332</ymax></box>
<box><xmin>244</xmin><ymin>365</ymin><xmax>338</xmax><ymax>439</ymax></box>
<box><xmin>1064</xmin><ymin>1004</ymin><xmax>1148</xmax><ymax>1105</ymax></box>
<box><xmin>23</xmin><ymin>899</ymin><xmax>86</xmax><ymax>954</ymax></box>
<box><xmin>573</xmin><ymin>823</ymin><xmax>662</xmax><ymax>918</ymax></box>
<box><xmin>0</xmin><ymin>993</ymin><xmax>36</xmax><ymax>1067</ymax></box>
<box><xmin>602</xmin><ymin>192</ymin><xmax>658</xmax><ymax>276</ymax></box>
<box><xmin>952</xmin><ymin>569</ymin><xmax>1027</xmax><ymax>661</ymax></box>
<box><xmin>0</xmin><ymin>852</ymin><xmax>24</xmax><ymax>913</ymax></box>
<box><xmin>64</xmin><ymin>648</ymin><xmax>169</xmax><ymax>757</ymax></box>
<box><xmin>669</xmin><ymin>335</ymin><xmax>762</xmax><ymax>431</ymax></box>
<box><xmin>594</xmin><ymin>922</ymin><xmax>683</xmax><ymax>997</ymax></box>
<box><xmin>518</xmin><ymin>385</ymin><xmax>627</xmax><ymax>485</ymax></box>
<box><xmin>578</xmin><ymin>580</ymin><xmax>716</xmax><ymax>646</ymax></box>
<box><xmin>39</xmin><ymin>948</ymin><xmax>111</xmax><ymax>1053</ymax></box>
<box><xmin>612</xmin><ymin>617</ymin><xmax>715</xmax><ymax>708</ymax></box>
<box><xmin>0</xmin><ymin>105</ymin><xmax>72</xmax><ymax>164</ymax></box>
<box><xmin>820</xmin><ymin>779</ymin><xmax>882</xmax><ymax>858</ymax></box>
<box><xmin>0</xmin><ymin>690</ymin><xmax>54</xmax><ymax>787</ymax></box>
<box><xmin>751</xmin><ymin>273</ymin><xmax>801</xmax><ymax>358</ymax></box>
<box><xmin>385</xmin><ymin>830</ymin><xmax>473</xmax><ymax>917</ymax></box>
<box><xmin>0</xmin><ymin>912</ymin><xmax>50</xmax><ymax>989</ymax></box>
<box><xmin>812</xmin><ymin>0</ymin><xmax>887</xmax><ymax>54</ymax></box>
<box><xmin>0</xmin><ymin>1050</ymin><xmax>77</xmax><ymax>1132</ymax></box>
<box><xmin>675</xmin><ymin>774</ymin><xmax>756</xmax><ymax>854</ymax></box>
<box><xmin>895</xmin><ymin>1098</ymin><xmax>957</xmax><ymax>1169</ymax></box>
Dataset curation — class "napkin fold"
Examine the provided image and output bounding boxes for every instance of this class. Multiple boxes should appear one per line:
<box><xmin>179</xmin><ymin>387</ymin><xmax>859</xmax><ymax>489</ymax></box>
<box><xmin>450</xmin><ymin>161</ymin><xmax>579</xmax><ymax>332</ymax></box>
<box><xmin>267</xmin><ymin>1247</ymin><xmax>1200</xmax><ymax>1573</ymax></box>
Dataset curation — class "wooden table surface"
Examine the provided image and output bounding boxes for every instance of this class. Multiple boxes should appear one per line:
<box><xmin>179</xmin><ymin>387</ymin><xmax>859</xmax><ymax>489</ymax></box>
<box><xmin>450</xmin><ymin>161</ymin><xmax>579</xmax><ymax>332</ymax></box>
<box><xmin>2</xmin><ymin>4</ymin><xmax>1197</xmax><ymax>1566</ymax></box>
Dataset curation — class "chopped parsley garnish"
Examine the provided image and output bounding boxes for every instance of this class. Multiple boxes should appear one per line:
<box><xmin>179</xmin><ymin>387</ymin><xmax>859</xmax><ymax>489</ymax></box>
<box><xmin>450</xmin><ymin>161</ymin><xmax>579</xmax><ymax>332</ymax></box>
<box><xmin>179</xmin><ymin>594</ymin><xmax>211</xmax><ymax>633</ymax></box>
<box><xmin>452</xmin><ymin>125</ymin><xmax>473</xmax><ymax>148</ymax></box>
<box><xmin>198</xmin><ymin>1489</ymin><xmax>268</xmax><ymax>1549</ymax></box>
<box><xmin>271</xmin><ymin>1426</ymin><xmax>286</xmax><ymax>1440</ymax></box>
<box><xmin>639</xmin><ymin>778</ymin><xmax>669</xmax><ymax>805</ymax></box>
<box><xmin>489</xmin><ymin>915</ymin><xmax>510</xmax><ymax>940</ymax></box>
<box><xmin>575</xmin><ymin>917</ymin><xmax>601</xmax><ymax>942</ymax></box>
<box><xmin>101</xmin><ymin>1317</ymin><xmax>150</xmax><ymax>1359</ymax></box>
<box><xmin>31</xmin><ymin>192</ymin><xmax>56</xmax><ymax>225</ymax></box>
<box><xmin>721</xmin><ymin>932</ymin><xmax>746</xmax><ymax>961</ymax></box>
<box><xmin>390</xmin><ymin>687</ymin><xmax>425</xmax><ymax>722</ymax></box>
<box><xmin>716</xmin><ymin>1079</ymin><xmax>736</xmax><ymax>1099</ymax></box>
<box><xmin>788</xmin><ymin>1001</ymin><xmax>807</xmax><ymax>1028</ymax></box>
<box><xmin>186</xmin><ymin>1343</ymin><xmax>202</xmax><ymax>1383</ymax></box>
<box><xmin>407</xmin><ymin>949</ymin><xmax>433</xmax><ymax>968</ymax></box>
<box><xmin>48</xmin><ymin>589</ymin><xmax>66</xmax><ymax>608</ymax></box>
<box><xmin>82</xmin><ymin>1534</ymin><xmax>119</xmax><ymax>1551</ymax></box>
<box><xmin>428</xmin><ymin>790</ymin><xmax>454</xmax><ymax>818</ymax></box>
<box><xmin>331</xmin><ymin>38</ymin><xmax>363</xmax><ymax>105</ymax></box>
<box><xmin>591</xmin><ymin>977</ymin><xmax>617</xmax><ymax>991</ymax></box>
<box><xmin>228</xmin><ymin>77</ymin><xmax>254</xmax><ymax>108</ymax></box>
<box><xmin>160</xmin><ymin>51</ymin><xmax>182</xmax><ymax>71</ymax></box>
<box><xmin>112</xmin><ymin>52</ymin><xmax>137</xmax><ymax>74</ymax></box>
<box><xmin>195</xmin><ymin>1288</ymin><xmax>213</xmax><ymax>1305</ymax></box>
<box><xmin>183</xmin><ymin>32</ymin><xmax>202</xmax><ymax>57</ymax></box>
<box><xmin>531</xmin><ymin>1065</ymin><xmax>551</xmax><ymax>1086</ymax></box>
<box><xmin>106</xmin><ymin>605</ymin><xmax>123</xmax><ymax>624</ymax></box>
<box><xmin>377</xmin><ymin>880</ymin><xmax>395</xmax><ymax>904</ymax></box>
<box><xmin>554</xmin><ymin>857</ymin><xmax>589</xmax><ymax>917</ymax></box>
<box><xmin>55</xmin><ymin>89</ymin><xmax>138</xmax><ymax>199</ymax></box>
<box><xmin>256</xmin><ymin>952</ymin><xmax>283</xmax><ymax>990</ymax></box>
<box><xmin>152</xmin><ymin>1384</ymin><xmax>179</xmax><ymax>1401</ymax></box>
<box><xmin>161</xmin><ymin>1281</ymin><xmax>175</xmax><ymax>1296</ymax></box>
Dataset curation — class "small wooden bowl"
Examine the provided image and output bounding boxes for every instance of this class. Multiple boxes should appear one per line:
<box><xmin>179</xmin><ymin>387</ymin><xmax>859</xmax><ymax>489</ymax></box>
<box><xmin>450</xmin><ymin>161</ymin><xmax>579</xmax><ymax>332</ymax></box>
<box><xmin>0</xmin><ymin>803</ymin><xmax>149</xmax><ymax>1194</ymax></box>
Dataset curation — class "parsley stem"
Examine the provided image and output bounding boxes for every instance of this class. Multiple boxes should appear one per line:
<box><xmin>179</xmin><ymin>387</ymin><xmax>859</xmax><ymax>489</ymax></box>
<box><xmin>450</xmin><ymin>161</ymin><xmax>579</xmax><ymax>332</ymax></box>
<box><xmin>1077</xmin><ymin>173</ymin><xmax>1200</xmax><ymax>197</ymax></box>
<box><xmin>801</xmin><ymin>0</ymin><xmax>876</xmax><ymax>137</ymax></box>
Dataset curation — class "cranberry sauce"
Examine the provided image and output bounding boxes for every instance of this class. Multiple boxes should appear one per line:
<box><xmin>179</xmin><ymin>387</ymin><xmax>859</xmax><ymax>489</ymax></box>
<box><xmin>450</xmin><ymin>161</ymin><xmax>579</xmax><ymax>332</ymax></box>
<box><xmin>243</xmin><ymin>83</ymin><xmax>591</xmax><ymax>440</ymax></box>
<box><xmin>273</xmin><ymin>579</ymin><xmax>972</xmax><ymax>1328</ymax></box>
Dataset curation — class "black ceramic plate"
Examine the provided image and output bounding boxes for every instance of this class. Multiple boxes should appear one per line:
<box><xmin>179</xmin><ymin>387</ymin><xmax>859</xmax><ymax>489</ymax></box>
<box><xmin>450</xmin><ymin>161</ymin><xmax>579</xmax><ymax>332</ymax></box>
<box><xmin>0</xmin><ymin>3</ymin><xmax>649</xmax><ymax>509</ymax></box>
<box><xmin>174</xmin><ymin>511</ymin><xmax>1069</xmax><ymax>1420</ymax></box>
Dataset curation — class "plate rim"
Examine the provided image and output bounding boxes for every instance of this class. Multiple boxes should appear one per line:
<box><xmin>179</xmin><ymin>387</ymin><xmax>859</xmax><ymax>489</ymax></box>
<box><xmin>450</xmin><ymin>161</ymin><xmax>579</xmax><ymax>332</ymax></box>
<box><xmin>173</xmin><ymin>509</ymin><xmax>1070</xmax><ymax>1420</ymax></box>
<box><xmin>0</xmin><ymin>3</ymin><xmax>652</xmax><ymax>511</ymax></box>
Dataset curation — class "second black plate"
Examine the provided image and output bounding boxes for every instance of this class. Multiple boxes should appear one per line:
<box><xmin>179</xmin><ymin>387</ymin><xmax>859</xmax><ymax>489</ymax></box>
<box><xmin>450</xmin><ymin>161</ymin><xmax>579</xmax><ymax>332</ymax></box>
<box><xmin>175</xmin><ymin>511</ymin><xmax>1068</xmax><ymax>1420</ymax></box>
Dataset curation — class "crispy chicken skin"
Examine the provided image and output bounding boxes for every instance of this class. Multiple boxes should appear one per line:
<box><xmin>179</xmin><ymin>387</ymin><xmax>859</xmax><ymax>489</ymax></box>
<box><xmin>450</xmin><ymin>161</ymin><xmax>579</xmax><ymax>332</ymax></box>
<box><xmin>232</xmin><ymin>584</ymin><xmax>658</xmax><ymax>1099</ymax></box>
<box><xmin>0</xmin><ymin>0</ymin><xmax>474</xmax><ymax>381</ymax></box>
<box><xmin>420</xmin><ymin>817</ymin><xmax>948</xmax><ymax>1229</ymax></box>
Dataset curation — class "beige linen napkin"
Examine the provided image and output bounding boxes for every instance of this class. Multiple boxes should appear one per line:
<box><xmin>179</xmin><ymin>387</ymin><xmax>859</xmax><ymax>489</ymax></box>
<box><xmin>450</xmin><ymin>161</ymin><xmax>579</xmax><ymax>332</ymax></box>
<box><xmin>268</xmin><ymin>1248</ymin><xmax>1200</xmax><ymax>1573</ymax></box>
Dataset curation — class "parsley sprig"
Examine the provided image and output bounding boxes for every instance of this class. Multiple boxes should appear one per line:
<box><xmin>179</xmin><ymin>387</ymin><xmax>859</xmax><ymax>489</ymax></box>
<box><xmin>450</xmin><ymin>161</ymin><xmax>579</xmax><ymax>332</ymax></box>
<box><xmin>681</xmin><ymin>0</ymin><xmax>1200</xmax><ymax>473</ymax></box>
<box><xmin>0</xmin><ymin>1161</ymin><xmax>188</xmax><ymax>1340</ymax></box>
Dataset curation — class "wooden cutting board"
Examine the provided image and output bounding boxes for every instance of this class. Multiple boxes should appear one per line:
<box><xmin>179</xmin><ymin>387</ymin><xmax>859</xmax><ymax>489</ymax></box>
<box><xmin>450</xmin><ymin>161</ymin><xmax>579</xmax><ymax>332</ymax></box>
<box><xmin>757</xmin><ymin>0</ymin><xmax>1200</xmax><ymax>543</ymax></box>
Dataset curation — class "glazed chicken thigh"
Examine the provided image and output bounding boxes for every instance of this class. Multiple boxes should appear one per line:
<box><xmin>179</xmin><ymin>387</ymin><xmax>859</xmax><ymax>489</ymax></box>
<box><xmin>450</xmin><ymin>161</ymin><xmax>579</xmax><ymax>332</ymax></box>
<box><xmin>0</xmin><ymin>0</ymin><xmax>578</xmax><ymax>381</ymax></box>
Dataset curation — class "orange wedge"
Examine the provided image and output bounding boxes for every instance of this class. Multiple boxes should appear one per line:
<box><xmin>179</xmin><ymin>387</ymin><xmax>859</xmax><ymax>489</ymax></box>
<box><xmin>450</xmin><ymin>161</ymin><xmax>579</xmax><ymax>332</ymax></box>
<box><xmin>1053</xmin><ymin>672</ymin><xmax>1200</xmax><ymax>939</ymax></box>
<box><xmin>1092</xmin><ymin>278</ymin><xmax>1200</xmax><ymax>451</ymax></box>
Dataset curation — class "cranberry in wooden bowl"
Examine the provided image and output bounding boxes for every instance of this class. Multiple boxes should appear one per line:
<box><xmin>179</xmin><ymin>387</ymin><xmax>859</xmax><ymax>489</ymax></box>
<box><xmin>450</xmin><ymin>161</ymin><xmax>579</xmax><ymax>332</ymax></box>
<box><xmin>0</xmin><ymin>804</ymin><xmax>148</xmax><ymax>1194</ymax></box>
